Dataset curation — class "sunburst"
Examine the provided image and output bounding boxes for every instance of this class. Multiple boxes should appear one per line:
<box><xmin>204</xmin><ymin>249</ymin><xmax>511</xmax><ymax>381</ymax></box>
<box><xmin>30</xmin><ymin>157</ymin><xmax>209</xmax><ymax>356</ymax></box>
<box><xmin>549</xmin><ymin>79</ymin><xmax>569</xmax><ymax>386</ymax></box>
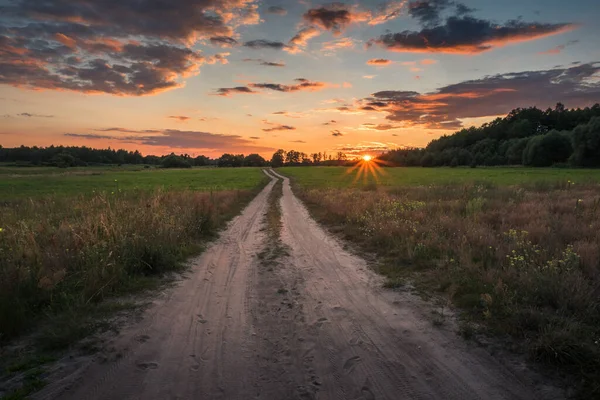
<box><xmin>346</xmin><ymin>155</ymin><xmax>386</xmax><ymax>184</ymax></box>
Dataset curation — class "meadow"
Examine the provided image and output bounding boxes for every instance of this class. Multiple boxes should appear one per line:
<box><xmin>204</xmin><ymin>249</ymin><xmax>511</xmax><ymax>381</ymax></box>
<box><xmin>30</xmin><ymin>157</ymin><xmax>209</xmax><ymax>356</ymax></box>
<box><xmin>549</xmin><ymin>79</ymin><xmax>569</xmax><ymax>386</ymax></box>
<box><xmin>0</xmin><ymin>166</ymin><xmax>268</xmax><ymax>344</ymax></box>
<box><xmin>279</xmin><ymin>165</ymin><xmax>600</xmax><ymax>188</ymax></box>
<box><xmin>281</xmin><ymin>165</ymin><xmax>600</xmax><ymax>398</ymax></box>
<box><xmin>0</xmin><ymin>166</ymin><xmax>265</xmax><ymax>199</ymax></box>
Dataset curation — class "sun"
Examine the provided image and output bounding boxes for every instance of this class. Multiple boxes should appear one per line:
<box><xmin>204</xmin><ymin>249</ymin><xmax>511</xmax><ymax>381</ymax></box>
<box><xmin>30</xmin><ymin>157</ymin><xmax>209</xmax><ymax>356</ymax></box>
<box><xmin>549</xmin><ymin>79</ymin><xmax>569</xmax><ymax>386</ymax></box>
<box><xmin>362</xmin><ymin>155</ymin><xmax>373</xmax><ymax>162</ymax></box>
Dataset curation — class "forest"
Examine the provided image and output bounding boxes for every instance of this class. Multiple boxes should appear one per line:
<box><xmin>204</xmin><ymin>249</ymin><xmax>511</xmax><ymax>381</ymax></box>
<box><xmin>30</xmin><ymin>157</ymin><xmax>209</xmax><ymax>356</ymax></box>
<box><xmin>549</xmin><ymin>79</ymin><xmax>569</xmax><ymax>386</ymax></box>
<box><xmin>379</xmin><ymin>103</ymin><xmax>600</xmax><ymax>168</ymax></box>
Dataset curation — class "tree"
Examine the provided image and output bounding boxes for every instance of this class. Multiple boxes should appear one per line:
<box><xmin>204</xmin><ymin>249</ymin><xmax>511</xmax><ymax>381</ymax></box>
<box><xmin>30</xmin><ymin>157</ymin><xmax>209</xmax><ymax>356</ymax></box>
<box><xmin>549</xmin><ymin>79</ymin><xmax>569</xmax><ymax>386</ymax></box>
<box><xmin>570</xmin><ymin>116</ymin><xmax>600</xmax><ymax>167</ymax></box>
<box><xmin>161</xmin><ymin>154</ymin><xmax>191</xmax><ymax>168</ymax></box>
<box><xmin>217</xmin><ymin>153</ymin><xmax>244</xmax><ymax>167</ymax></box>
<box><xmin>523</xmin><ymin>131</ymin><xmax>572</xmax><ymax>167</ymax></box>
<box><xmin>243</xmin><ymin>153</ymin><xmax>267</xmax><ymax>167</ymax></box>
<box><xmin>270</xmin><ymin>149</ymin><xmax>286</xmax><ymax>167</ymax></box>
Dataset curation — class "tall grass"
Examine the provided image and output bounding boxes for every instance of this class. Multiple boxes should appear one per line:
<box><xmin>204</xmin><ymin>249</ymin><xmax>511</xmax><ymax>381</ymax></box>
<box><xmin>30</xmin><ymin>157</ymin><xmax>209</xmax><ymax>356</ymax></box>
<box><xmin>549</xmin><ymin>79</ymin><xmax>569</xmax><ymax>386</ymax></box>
<box><xmin>296</xmin><ymin>183</ymin><xmax>600</xmax><ymax>398</ymax></box>
<box><xmin>0</xmin><ymin>188</ymin><xmax>258</xmax><ymax>342</ymax></box>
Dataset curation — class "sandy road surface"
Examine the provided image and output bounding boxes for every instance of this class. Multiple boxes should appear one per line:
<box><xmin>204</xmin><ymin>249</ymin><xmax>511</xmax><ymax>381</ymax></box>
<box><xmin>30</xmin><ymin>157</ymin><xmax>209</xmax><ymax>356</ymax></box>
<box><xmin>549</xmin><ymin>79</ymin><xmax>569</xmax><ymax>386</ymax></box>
<box><xmin>34</xmin><ymin>169</ymin><xmax>559</xmax><ymax>400</ymax></box>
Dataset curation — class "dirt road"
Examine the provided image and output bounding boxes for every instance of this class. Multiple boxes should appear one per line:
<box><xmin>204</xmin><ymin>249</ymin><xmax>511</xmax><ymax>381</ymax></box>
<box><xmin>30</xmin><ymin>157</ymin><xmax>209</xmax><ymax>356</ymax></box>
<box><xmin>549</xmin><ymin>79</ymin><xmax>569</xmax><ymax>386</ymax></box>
<box><xmin>35</xmin><ymin>170</ymin><xmax>559</xmax><ymax>400</ymax></box>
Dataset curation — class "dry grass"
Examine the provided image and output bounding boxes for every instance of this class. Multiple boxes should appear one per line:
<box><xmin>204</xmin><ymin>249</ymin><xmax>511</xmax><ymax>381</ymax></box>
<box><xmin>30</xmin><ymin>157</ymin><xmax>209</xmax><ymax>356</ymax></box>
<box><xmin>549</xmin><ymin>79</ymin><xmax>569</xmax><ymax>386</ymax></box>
<box><xmin>0</xmin><ymin>188</ymin><xmax>258</xmax><ymax>343</ymax></box>
<box><xmin>296</xmin><ymin>182</ymin><xmax>600</xmax><ymax>398</ymax></box>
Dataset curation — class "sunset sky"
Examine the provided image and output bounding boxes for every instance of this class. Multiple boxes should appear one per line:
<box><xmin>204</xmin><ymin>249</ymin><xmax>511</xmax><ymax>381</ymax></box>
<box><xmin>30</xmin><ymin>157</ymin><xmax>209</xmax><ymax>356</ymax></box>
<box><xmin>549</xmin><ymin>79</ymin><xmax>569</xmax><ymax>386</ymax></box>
<box><xmin>1</xmin><ymin>0</ymin><xmax>599</xmax><ymax>158</ymax></box>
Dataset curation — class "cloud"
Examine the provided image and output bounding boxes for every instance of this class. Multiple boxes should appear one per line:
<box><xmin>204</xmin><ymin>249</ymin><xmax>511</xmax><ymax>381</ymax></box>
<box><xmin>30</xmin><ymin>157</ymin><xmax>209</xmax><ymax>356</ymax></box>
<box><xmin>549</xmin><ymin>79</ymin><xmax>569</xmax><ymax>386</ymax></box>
<box><xmin>367</xmin><ymin>58</ymin><xmax>392</xmax><ymax>66</ymax></box>
<box><xmin>272</xmin><ymin>111</ymin><xmax>306</xmax><ymax>118</ymax></box>
<box><xmin>363</xmin><ymin>75</ymin><xmax>376</xmax><ymax>79</ymax></box>
<box><xmin>250</xmin><ymin>136</ymin><xmax>260</xmax><ymax>139</ymax></box>
<box><xmin>267</xmin><ymin>6</ymin><xmax>287</xmax><ymax>15</ymax></box>
<box><xmin>206</xmin><ymin>52</ymin><xmax>230</xmax><ymax>64</ymax></box>
<box><xmin>358</xmin><ymin>62</ymin><xmax>600</xmax><ymax>129</ymax></box>
<box><xmin>65</xmin><ymin>128</ymin><xmax>275</xmax><ymax>153</ymax></box>
<box><xmin>538</xmin><ymin>40</ymin><xmax>579</xmax><ymax>55</ymax></box>
<box><xmin>331</xmin><ymin>130</ymin><xmax>344</xmax><ymax>136</ymax></box>
<box><xmin>408</xmin><ymin>0</ymin><xmax>454</xmax><ymax>26</ymax></box>
<box><xmin>263</xmin><ymin>124</ymin><xmax>296</xmax><ymax>132</ymax></box>
<box><xmin>321</xmin><ymin>37</ymin><xmax>357</xmax><ymax>52</ymax></box>
<box><xmin>94</xmin><ymin>127</ymin><xmax>161</xmax><ymax>133</ymax></box>
<box><xmin>16</xmin><ymin>112</ymin><xmax>54</xmax><ymax>118</ymax></box>
<box><xmin>303</xmin><ymin>3</ymin><xmax>369</xmax><ymax>34</ymax></box>
<box><xmin>249</xmin><ymin>78</ymin><xmax>328</xmax><ymax>92</ymax></box>
<box><xmin>209</xmin><ymin>36</ymin><xmax>239</xmax><ymax>47</ymax></box>
<box><xmin>323</xmin><ymin>120</ymin><xmax>337</xmax><ymax>125</ymax></box>
<box><xmin>243</xmin><ymin>58</ymin><xmax>285</xmax><ymax>67</ymax></box>
<box><xmin>369</xmin><ymin>16</ymin><xmax>576</xmax><ymax>54</ymax></box>
<box><xmin>168</xmin><ymin>115</ymin><xmax>191</xmax><ymax>122</ymax></box>
<box><xmin>0</xmin><ymin>0</ymin><xmax>260</xmax><ymax>95</ymax></box>
<box><xmin>420</xmin><ymin>58</ymin><xmax>437</xmax><ymax>65</ymax></box>
<box><xmin>214</xmin><ymin>86</ymin><xmax>257</xmax><ymax>96</ymax></box>
<box><xmin>243</xmin><ymin>39</ymin><xmax>290</xmax><ymax>50</ymax></box>
<box><xmin>369</xmin><ymin>1</ymin><xmax>408</xmax><ymax>25</ymax></box>
<box><xmin>291</xmin><ymin>140</ymin><xmax>306</xmax><ymax>143</ymax></box>
<box><xmin>360</xmin><ymin>123</ymin><xmax>402</xmax><ymax>131</ymax></box>
<box><xmin>289</xmin><ymin>27</ymin><xmax>321</xmax><ymax>48</ymax></box>
<box><xmin>336</xmin><ymin>141</ymin><xmax>398</xmax><ymax>155</ymax></box>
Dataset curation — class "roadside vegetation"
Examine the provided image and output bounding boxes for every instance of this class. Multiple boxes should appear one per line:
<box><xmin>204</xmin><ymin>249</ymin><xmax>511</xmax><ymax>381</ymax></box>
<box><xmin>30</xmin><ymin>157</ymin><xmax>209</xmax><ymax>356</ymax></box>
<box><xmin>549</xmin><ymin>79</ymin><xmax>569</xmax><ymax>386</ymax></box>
<box><xmin>284</xmin><ymin>167</ymin><xmax>600</xmax><ymax>398</ymax></box>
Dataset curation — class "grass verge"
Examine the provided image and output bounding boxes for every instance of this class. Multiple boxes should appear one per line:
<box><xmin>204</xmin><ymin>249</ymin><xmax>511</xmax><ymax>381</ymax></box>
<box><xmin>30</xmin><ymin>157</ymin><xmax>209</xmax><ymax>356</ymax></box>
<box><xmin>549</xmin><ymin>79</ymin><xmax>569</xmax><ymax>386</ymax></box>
<box><xmin>286</xmin><ymin>176</ymin><xmax>600</xmax><ymax>398</ymax></box>
<box><xmin>257</xmin><ymin>175</ymin><xmax>287</xmax><ymax>268</ymax></box>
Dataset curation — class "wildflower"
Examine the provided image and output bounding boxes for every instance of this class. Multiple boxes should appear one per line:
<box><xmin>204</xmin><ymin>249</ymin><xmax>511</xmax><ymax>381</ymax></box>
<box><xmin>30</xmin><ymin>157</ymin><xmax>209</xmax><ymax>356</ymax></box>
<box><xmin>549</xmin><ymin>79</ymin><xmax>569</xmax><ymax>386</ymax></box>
<box><xmin>115</xmin><ymin>179</ymin><xmax>118</xmax><ymax>182</ymax></box>
<box><xmin>578</xmin><ymin>199</ymin><xmax>583</xmax><ymax>203</ymax></box>
<box><xmin>0</xmin><ymin>228</ymin><xmax>3</xmax><ymax>233</ymax></box>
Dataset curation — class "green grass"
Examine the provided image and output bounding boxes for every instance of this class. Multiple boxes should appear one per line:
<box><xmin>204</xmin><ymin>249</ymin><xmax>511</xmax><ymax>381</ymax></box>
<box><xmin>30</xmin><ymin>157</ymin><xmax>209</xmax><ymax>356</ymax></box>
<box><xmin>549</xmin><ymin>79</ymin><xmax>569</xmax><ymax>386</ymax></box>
<box><xmin>0</xmin><ymin>167</ymin><xmax>266</xmax><ymax>199</ymax></box>
<box><xmin>279</xmin><ymin>166</ymin><xmax>600</xmax><ymax>188</ymax></box>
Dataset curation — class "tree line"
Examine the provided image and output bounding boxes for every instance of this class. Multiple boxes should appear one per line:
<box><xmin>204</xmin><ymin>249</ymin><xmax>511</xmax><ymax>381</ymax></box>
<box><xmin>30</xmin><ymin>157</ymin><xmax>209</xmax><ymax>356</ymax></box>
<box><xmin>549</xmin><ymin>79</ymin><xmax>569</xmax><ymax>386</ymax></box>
<box><xmin>379</xmin><ymin>103</ymin><xmax>600</xmax><ymax>168</ymax></box>
<box><xmin>0</xmin><ymin>145</ymin><xmax>273</xmax><ymax>168</ymax></box>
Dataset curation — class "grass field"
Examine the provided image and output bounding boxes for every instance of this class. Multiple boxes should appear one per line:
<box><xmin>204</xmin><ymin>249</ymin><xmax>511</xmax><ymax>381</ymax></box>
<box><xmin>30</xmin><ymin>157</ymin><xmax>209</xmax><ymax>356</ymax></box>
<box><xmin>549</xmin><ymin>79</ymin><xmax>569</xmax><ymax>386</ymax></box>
<box><xmin>279</xmin><ymin>166</ymin><xmax>600</xmax><ymax>188</ymax></box>
<box><xmin>0</xmin><ymin>166</ymin><xmax>266</xmax><ymax>199</ymax></box>
<box><xmin>280</xmin><ymin>165</ymin><xmax>600</xmax><ymax>398</ymax></box>
<box><xmin>0</xmin><ymin>166</ymin><xmax>267</xmax><ymax>341</ymax></box>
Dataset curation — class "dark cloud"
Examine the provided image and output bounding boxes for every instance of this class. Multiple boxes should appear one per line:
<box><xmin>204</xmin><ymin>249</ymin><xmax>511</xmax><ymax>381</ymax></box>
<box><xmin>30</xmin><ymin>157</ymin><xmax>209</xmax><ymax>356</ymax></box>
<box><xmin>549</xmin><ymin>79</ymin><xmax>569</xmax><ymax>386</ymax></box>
<box><xmin>262</xmin><ymin>124</ymin><xmax>296</xmax><ymax>132</ymax></box>
<box><xmin>250</xmin><ymin>136</ymin><xmax>260</xmax><ymax>139</ymax></box>
<box><xmin>243</xmin><ymin>58</ymin><xmax>285</xmax><ymax>67</ymax></box>
<box><xmin>214</xmin><ymin>86</ymin><xmax>256</xmax><ymax>96</ymax></box>
<box><xmin>323</xmin><ymin>120</ymin><xmax>337</xmax><ymax>125</ymax></box>
<box><xmin>291</xmin><ymin>140</ymin><xmax>306</xmax><ymax>143</ymax></box>
<box><xmin>17</xmin><ymin>112</ymin><xmax>54</xmax><ymax>118</ymax></box>
<box><xmin>331</xmin><ymin>130</ymin><xmax>344</xmax><ymax>137</ymax></box>
<box><xmin>369</xmin><ymin>16</ymin><xmax>575</xmax><ymax>54</ymax></box>
<box><xmin>65</xmin><ymin>128</ymin><xmax>276</xmax><ymax>153</ymax></box>
<box><xmin>358</xmin><ymin>63</ymin><xmax>600</xmax><ymax>129</ymax></box>
<box><xmin>408</xmin><ymin>0</ymin><xmax>454</xmax><ymax>26</ymax></box>
<box><xmin>243</xmin><ymin>39</ymin><xmax>290</xmax><ymax>50</ymax></box>
<box><xmin>3</xmin><ymin>0</ymin><xmax>257</xmax><ymax>42</ymax></box>
<box><xmin>303</xmin><ymin>3</ymin><xmax>368</xmax><ymax>34</ymax></box>
<box><xmin>267</xmin><ymin>6</ymin><xmax>287</xmax><ymax>15</ymax></box>
<box><xmin>248</xmin><ymin>78</ymin><xmax>327</xmax><ymax>93</ymax></box>
<box><xmin>209</xmin><ymin>36</ymin><xmax>238</xmax><ymax>47</ymax></box>
<box><xmin>367</xmin><ymin>58</ymin><xmax>392</xmax><ymax>65</ymax></box>
<box><xmin>168</xmin><ymin>115</ymin><xmax>191</xmax><ymax>122</ymax></box>
<box><xmin>94</xmin><ymin>127</ymin><xmax>161</xmax><ymax>133</ymax></box>
<box><xmin>0</xmin><ymin>0</ymin><xmax>258</xmax><ymax>95</ymax></box>
<box><xmin>361</xmin><ymin>123</ymin><xmax>401</xmax><ymax>130</ymax></box>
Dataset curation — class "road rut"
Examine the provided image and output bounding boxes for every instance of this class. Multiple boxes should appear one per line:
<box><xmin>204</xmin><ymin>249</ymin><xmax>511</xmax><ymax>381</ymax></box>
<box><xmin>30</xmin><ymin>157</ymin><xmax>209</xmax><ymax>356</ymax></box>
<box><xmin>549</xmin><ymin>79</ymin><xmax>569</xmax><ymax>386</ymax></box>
<box><xmin>34</xmin><ymin>169</ymin><xmax>560</xmax><ymax>400</ymax></box>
